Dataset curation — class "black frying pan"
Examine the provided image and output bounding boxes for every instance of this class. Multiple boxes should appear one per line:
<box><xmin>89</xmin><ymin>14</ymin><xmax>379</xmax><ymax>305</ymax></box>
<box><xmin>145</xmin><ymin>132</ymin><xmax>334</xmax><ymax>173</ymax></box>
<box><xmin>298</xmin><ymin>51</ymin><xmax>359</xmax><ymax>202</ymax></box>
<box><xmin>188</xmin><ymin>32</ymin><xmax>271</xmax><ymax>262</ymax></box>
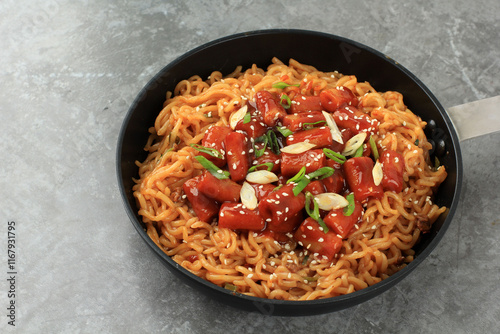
<box><xmin>116</xmin><ymin>29</ymin><xmax>462</xmax><ymax>316</ymax></box>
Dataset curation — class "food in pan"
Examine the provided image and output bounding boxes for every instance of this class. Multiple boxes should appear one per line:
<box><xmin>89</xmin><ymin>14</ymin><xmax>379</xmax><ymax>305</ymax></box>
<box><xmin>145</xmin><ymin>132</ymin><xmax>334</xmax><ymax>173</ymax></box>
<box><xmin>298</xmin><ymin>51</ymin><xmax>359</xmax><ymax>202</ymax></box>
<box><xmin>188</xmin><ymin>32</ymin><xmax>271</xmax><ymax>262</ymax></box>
<box><xmin>133</xmin><ymin>58</ymin><xmax>447</xmax><ymax>300</ymax></box>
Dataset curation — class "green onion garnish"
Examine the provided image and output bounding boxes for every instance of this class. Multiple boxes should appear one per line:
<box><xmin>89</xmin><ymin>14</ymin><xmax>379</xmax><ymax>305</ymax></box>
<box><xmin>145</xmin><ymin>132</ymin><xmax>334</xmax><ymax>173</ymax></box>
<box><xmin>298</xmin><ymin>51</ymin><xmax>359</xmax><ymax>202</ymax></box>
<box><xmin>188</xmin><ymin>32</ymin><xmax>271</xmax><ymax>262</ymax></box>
<box><xmin>287</xmin><ymin>166</ymin><xmax>307</xmax><ymax>184</ymax></box>
<box><xmin>243</xmin><ymin>112</ymin><xmax>252</xmax><ymax>124</ymax></box>
<box><xmin>303</xmin><ymin>276</ymin><xmax>319</xmax><ymax>282</ymax></box>
<box><xmin>195</xmin><ymin>156</ymin><xmax>230</xmax><ymax>179</ymax></box>
<box><xmin>305</xmin><ymin>192</ymin><xmax>329</xmax><ymax>233</ymax></box>
<box><xmin>277</xmin><ymin>126</ymin><xmax>293</xmax><ymax>137</ymax></box>
<box><xmin>302</xmin><ymin>254</ymin><xmax>310</xmax><ymax>265</ymax></box>
<box><xmin>272</xmin><ymin>82</ymin><xmax>300</xmax><ymax>89</ymax></box>
<box><xmin>323</xmin><ymin>148</ymin><xmax>346</xmax><ymax>164</ymax></box>
<box><xmin>224</xmin><ymin>283</ymin><xmax>238</xmax><ymax>292</ymax></box>
<box><xmin>248</xmin><ymin>162</ymin><xmax>274</xmax><ymax>172</ymax></box>
<box><xmin>307</xmin><ymin>167</ymin><xmax>335</xmax><ymax>180</ymax></box>
<box><xmin>434</xmin><ymin>156</ymin><xmax>440</xmax><ymax>169</ymax></box>
<box><xmin>273</xmin><ymin>184</ymin><xmax>283</xmax><ymax>191</ymax></box>
<box><xmin>280</xmin><ymin>94</ymin><xmax>292</xmax><ymax>109</ymax></box>
<box><xmin>369</xmin><ymin>136</ymin><xmax>379</xmax><ymax>161</ymax></box>
<box><xmin>353</xmin><ymin>144</ymin><xmax>364</xmax><ymax>157</ymax></box>
<box><xmin>266</xmin><ymin>130</ymin><xmax>280</xmax><ymax>155</ymax></box>
<box><xmin>414</xmin><ymin>139</ymin><xmax>419</xmax><ymax>146</ymax></box>
<box><xmin>302</xmin><ymin>120</ymin><xmax>326</xmax><ymax>130</ymax></box>
<box><xmin>253</xmin><ymin>135</ymin><xmax>268</xmax><ymax>158</ymax></box>
<box><xmin>190</xmin><ymin>143</ymin><xmax>224</xmax><ymax>159</ymax></box>
<box><xmin>291</xmin><ymin>167</ymin><xmax>335</xmax><ymax>196</ymax></box>
<box><xmin>292</xmin><ymin>177</ymin><xmax>310</xmax><ymax>196</ymax></box>
<box><xmin>343</xmin><ymin>193</ymin><xmax>355</xmax><ymax>216</ymax></box>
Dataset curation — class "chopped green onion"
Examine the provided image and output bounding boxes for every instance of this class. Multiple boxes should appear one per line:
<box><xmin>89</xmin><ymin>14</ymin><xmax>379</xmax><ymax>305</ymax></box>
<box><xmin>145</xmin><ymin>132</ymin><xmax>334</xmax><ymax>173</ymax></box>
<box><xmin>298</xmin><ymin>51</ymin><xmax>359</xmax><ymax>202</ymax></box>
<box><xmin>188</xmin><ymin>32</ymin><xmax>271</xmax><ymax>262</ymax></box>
<box><xmin>273</xmin><ymin>184</ymin><xmax>283</xmax><ymax>192</ymax></box>
<box><xmin>266</xmin><ymin>130</ymin><xmax>280</xmax><ymax>155</ymax></box>
<box><xmin>190</xmin><ymin>143</ymin><xmax>224</xmax><ymax>159</ymax></box>
<box><xmin>224</xmin><ymin>283</ymin><xmax>238</xmax><ymax>292</ymax></box>
<box><xmin>272</xmin><ymin>81</ymin><xmax>300</xmax><ymax>89</ymax></box>
<box><xmin>195</xmin><ymin>156</ymin><xmax>230</xmax><ymax>179</ymax></box>
<box><xmin>369</xmin><ymin>136</ymin><xmax>379</xmax><ymax>161</ymax></box>
<box><xmin>343</xmin><ymin>193</ymin><xmax>355</xmax><ymax>216</ymax></box>
<box><xmin>291</xmin><ymin>167</ymin><xmax>335</xmax><ymax>196</ymax></box>
<box><xmin>243</xmin><ymin>112</ymin><xmax>252</xmax><ymax>124</ymax></box>
<box><xmin>302</xmin><ymin>120</ymin><xmax>326</xmax><ymax>130</ymax></box>
<box><xmin>280</xmin><ymin>94</ymin><xmax>292</xmax><ymax>109</ymax></box>
<box><xmin>287</xmin><ymin>166</ymin><xmax>307</xmax><ymax>184</ymax></box>
<box><xmin>303</xmin><ymin>276</ymin><xmax>319</xmax><ymax>282</ymax></box>
<box><xmin>301</xmin><ymin>254</ymin><xmax>309</xmax><ymax>265</ymax></box>
<box><xmin>292</xmin><ymin>177</ymin><xmax>310</xmax><ymax>196</ymax></box>
<box><xmin>253</xmin><ymin>135</ymin><xmax>268</xmax><ymax>158</ymax></box>
<box><xmin>307</xmin><ymin>167</ymin><xmax>335</xmax><ymax>180</ymax></box>
<box><xmin>434</xmin><ymin>156</ymin><xmax>440</xmax><ymax>169</ymax></box>
<box><xmin>254</xmin><ymin>145</ymin><xmax>266</xmax><ymax>158</ymax></box>
<box><xmin>414</xmin><ymin>139</ymin><xmax>419</xmax><ymax>146</ymax></box>
<box><xmin>323</xmin><ymin>148</ymin><xmax>346</xmax><ymax>164</ymax></box>
<box><xmin>248</xmin><ymin>162</ymin><xmax>274</xmax><ymax>172</ymax></box>
<box><xmin>305</xmin><ymin>192</ymin><xmax>329</xmax><ymax>233</ymax></box>
<box><xmin>277</xmin><ymin>126</ymin><xmax>293</xmax><ymax>137</ymax></box>
<box><xmin>353</xmin><ymin>144</ymin><xmax>364</xmax><ymax>157</ymax></box>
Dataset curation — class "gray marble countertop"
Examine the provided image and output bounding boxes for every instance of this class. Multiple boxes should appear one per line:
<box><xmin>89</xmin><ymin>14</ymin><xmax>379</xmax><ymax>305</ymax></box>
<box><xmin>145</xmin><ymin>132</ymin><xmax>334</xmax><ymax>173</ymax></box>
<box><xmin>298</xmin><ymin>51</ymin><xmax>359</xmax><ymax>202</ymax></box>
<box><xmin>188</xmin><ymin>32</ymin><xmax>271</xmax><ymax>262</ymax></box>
<box><xmin>1</xmin><ymin>1</ymin><xmax>499</xmax><ymax>333</ymax></box>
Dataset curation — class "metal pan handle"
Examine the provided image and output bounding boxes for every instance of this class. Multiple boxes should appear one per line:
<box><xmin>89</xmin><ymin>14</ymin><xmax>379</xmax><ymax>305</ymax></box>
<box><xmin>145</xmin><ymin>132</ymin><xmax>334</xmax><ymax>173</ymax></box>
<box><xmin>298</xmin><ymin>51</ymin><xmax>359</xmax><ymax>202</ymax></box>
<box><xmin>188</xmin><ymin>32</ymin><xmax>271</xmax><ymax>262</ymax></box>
<box><xmin>447</xmin><ymin>95</ymin><xmax>500</xmax><ymax>141</ymax></box>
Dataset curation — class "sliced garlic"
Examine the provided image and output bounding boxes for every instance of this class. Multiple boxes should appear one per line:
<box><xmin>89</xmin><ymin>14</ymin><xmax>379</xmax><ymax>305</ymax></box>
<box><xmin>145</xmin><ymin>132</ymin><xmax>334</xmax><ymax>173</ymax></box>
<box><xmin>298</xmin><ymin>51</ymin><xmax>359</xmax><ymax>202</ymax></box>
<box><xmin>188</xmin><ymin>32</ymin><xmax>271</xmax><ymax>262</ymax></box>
<box><xmin>314</xmin><ymin>193</ymin><xmax>349</xmax><ymax>211</ymax></box>
<box><xmin>322</xmin><ymin>110</ymin><xmax>343</xmax><ymax>144</ymax></box>
<box><xmin>240</xmin><ymin>181</ymin><xmax>258</xmax><ymax>210</ymax></box>
<box><xmin>280</xmin><ymin>142</ymin><xmax>316</xmax><ymax>154</ymax></box>
<box><xmin>342</xmin><ymin>132</ymin><xmax>367</xmax><ymax>156</ymax></box>
<box><xmin>246</xmin><ymin>170</ymin><xmax>279</xmax><ymax>184</ymax></box>
<box><xmin>229</xmin><ymin>104</ymin><xmax>248</xmax><ymax>129</ymax></box>
<box><xmin>372</xmin><ymin>160</ymin><xmax>383</xmax><ymax>186</ymax></box>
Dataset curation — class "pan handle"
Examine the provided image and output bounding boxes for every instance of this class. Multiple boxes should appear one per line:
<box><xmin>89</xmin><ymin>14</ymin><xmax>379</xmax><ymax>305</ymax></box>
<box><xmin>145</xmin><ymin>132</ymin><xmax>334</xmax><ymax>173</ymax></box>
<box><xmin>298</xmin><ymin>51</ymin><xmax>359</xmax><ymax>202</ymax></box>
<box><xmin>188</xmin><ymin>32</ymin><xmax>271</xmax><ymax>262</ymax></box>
<box><xmin>446</xmin><ymin>95</ymin><xmax>500</xmax><ymax>141</ymax></box>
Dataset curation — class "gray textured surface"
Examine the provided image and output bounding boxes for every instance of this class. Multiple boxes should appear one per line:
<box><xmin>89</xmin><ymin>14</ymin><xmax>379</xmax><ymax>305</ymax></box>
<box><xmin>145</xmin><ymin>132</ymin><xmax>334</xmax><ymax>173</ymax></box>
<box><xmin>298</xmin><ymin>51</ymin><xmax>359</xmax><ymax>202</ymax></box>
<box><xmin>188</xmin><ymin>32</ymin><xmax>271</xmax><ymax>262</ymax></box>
<box><xmin>1</xmin><ymin>0</ymin><xmax>499</xmax><ymax>333</ymax></box>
